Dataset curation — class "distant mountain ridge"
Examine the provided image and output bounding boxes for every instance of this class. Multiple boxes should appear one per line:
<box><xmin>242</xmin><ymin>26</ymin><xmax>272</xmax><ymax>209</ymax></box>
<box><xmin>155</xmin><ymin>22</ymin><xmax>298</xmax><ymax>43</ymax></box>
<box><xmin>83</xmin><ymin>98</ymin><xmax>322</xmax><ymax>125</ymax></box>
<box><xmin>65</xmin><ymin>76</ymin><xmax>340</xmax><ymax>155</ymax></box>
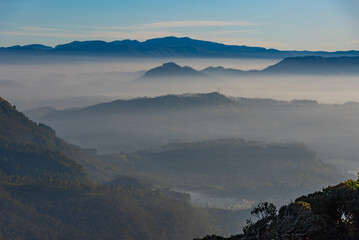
<box><xmin>205</xmin><ymin>56</ymin><xmax>359</xmax><ymax>75</ymax></box>
<box><xmin>141</xmin><ymin>56</ymin><xmax>359</xmax><ymax>79</ymax></box>
<box><xmin>263</xmin><ymin>56</ymin><xmax>359</xmax><ymax>74</ymax></box>
<box><xmin>1</xmin><ymin>36</ymin><xmax>359</xmax><ymax>59</ymax></box>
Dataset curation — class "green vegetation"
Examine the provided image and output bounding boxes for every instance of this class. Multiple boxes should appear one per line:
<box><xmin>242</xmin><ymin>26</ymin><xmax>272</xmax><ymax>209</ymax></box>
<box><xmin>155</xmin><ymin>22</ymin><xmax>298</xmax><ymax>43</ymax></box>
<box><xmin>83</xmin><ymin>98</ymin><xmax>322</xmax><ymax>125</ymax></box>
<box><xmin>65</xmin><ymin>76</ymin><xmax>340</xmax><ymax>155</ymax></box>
<box><xmin>0</xmin><ymin>96</ymin><xmax>113</xmax><ymax>181</ymax></box>
<box><xmin>0</xmin><ymin>95</ymin><xmax>351</xmax><ymax>239</ymax></box>
<box><xmin>197</xmin><ymin>176</ymin><xmax>359</xmax><ymax>240</ymax></box>
<box><xmin>0</xmin><ymin>136</ymin><xmax>88</xmax><ymax>183</ymax></box>
<box><xmin>0</xmin><ymin>179</ymin><xmax>214</xmax><ymax>240</ymax></box>
<box><xmin>101</xmin><ymin>139</ymin><xmax>345</xmax><ymax>200</ymax></box>
<box><xmin>0</xmin><ymin>96</ymin><xmax>220</xmax><ymax>239</ymax></box>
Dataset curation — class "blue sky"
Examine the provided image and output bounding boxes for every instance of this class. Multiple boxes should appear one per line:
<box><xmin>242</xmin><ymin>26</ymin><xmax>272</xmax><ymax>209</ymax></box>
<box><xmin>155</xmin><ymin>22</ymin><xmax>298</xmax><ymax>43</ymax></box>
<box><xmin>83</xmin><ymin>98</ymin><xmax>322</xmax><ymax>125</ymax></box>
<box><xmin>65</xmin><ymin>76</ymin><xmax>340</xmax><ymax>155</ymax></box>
<box><xmin>0</xmin><ymin>0</ymin><xmax>358</xmax><ymax>50</ymax></box>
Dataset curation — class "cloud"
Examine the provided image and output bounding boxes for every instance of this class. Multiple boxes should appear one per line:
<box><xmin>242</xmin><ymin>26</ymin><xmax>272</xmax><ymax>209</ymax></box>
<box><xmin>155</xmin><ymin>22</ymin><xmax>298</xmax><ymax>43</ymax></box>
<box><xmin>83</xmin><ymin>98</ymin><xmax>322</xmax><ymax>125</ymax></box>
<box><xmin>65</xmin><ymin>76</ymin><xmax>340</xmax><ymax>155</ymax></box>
<box><xmin>144</xmin><ymin>20</ymin><xmax>258</xmax><ymax>28</ymax></box>
<box><xmin>21</xmin><ymin>26</ymin><xmax>58</xmax><ymax>31</ymax></box>
<box><xmin>0</xmin><ymin>30</ymin><xmax>181</xmax><ymax>42</ymax></box>
<box><xmin>80</xmin><ymin>20</ymin><xmax>258</xmax><ymax>32</ymax></box>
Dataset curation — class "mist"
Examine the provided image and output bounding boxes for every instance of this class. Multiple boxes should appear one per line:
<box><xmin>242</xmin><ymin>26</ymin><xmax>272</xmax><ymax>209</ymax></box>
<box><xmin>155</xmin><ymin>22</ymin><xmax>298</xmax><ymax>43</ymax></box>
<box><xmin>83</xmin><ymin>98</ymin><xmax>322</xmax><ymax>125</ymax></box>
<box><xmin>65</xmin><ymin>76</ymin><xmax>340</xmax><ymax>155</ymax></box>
<box><xmin>2</xmin><ymin>56</ymin><xmax>359</xmax><ymax>171</ymax></box>
<box><xmin>2</xmin><ymin>57</ymin><xmax>359</xmax><ymax>112</ymax></box>
<box><xmin>2</xmin><ymin>56</ymin><xmax>359</xmax><ymax>208</ymax></box>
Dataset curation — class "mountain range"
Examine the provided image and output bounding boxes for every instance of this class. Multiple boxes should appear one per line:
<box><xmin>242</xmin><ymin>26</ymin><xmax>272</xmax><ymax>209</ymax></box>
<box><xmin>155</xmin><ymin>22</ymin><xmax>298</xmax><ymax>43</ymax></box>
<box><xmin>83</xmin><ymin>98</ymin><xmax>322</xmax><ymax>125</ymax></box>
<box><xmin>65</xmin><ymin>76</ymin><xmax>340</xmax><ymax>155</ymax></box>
<box><xmin>140</xmin><ymin>56</ymin><xmax>359</xmax><ymax>79</ymax></box>
<box><xmin>1</xmin><ymin>36</ymin><xmax>359</xmax><ymax>59</ymax></box>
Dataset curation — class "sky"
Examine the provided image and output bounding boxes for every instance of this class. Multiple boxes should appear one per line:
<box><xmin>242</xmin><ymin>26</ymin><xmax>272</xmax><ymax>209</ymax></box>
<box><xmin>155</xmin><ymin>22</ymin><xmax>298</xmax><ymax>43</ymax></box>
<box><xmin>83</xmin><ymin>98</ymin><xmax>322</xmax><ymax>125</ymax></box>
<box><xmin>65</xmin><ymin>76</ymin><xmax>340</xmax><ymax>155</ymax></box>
<box><xmin>0</xmin><ymin>0</ymin><xmax>359</xmax><ymax>51</ymax></box>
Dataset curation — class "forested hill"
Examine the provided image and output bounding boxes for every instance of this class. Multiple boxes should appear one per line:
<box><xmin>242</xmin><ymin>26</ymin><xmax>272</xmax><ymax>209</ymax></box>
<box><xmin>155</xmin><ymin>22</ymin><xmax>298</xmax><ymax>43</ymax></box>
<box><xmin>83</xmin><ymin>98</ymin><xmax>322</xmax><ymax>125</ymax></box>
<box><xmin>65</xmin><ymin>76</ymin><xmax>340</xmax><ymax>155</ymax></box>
<box><xmin>103</xmin><ymin>139</ymin><xmax>346</xmax><ymax>200</ymax></box>
<box><xmin>0</xmin><ymin>97</ymin><xmax>111</xmax><ymax>181</ymax></box>
<box><xmin>45</xmin><ymin>92</ymin><xmax>234</xmax><ymax>117</ymax></box>
<box><xmin>0</xmin><ymin>96</ymin><xmax>218</xmax><ymax>239</ymax></box>
<box><xmin>0</xmin><ymin>135</ymin><xmax>88</xmax><ymax>182</ymax></box>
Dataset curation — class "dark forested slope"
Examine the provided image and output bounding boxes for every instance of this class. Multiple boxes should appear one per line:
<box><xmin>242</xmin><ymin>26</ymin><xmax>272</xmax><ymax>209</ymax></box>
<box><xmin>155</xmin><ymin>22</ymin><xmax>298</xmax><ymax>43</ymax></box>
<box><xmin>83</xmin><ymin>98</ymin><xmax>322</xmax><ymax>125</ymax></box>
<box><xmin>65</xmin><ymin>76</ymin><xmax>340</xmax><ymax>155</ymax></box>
<box><xmin>0</xmin><ymin>97</ymin><xmax>111</xmax><ymax>181</ymax></box>
<box><xmin>0</xmin><ymin>95</ymin><xmax>217</xmax><ymax>240</ymax></box>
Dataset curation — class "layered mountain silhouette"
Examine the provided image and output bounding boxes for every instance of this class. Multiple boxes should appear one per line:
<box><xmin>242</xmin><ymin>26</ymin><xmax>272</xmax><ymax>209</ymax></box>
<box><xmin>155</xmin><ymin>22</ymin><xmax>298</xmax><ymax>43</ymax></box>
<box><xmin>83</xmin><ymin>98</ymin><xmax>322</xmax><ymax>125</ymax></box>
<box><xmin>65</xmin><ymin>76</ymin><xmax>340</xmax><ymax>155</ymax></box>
<box><xmin>141</xmin><ymin>56</ymin><xmax>359</xmax><ymax>79</ymax></box>
<box><xmin>43</xmin><ymin>92</ymin><xmax>234</xmax><ymax>117</ymax></box>
<box><xmin>263</xmin><ymin>56</ymin><xmax>359</xmax><ymax>74</ymax></box>
<box><xmin>1</xmin><ymin>36</ymin><xmax>359</xmax><ymax>58</ymax></box>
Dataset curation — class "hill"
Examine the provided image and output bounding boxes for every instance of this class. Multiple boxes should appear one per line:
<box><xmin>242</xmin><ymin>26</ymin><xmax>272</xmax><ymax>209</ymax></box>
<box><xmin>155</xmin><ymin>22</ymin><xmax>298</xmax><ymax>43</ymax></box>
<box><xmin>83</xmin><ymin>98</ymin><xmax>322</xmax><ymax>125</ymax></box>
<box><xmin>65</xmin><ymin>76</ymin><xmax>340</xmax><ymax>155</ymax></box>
<box><xmin>30</xmin><ymin>92</ymin><xmax>359</xmax><ymax>175</ymax></box>
<box><xmin>137</xmin><ymin>56</ymin><xmax>359</xmax><ymax>81</ymax></box>
<box><xmin>142</xmin><ymin>62</ymin><xmax>207</xmax><ymax>79</ymax></box>
<box><xmin>0</xmin><ymin>95</ymin><xmax>222</xmax><ymax>239</ymax></box>
<box><xmin>201</xmin><ymin>66</ymin><xmax>250</xmax><ymax>76</ymax></box>
<box><xmin>0</xmin><ymin>97</ymin><xmax>112</xmax><ymax>181</ymax></box>
<box><xmin>198</xmin><ymin>56</ymin><xmax>359</xmax><ymax>77</ymax></box>
<box><xmin>0</xmin><ymin>136</ymin><xmax>88</xmax><ymax>182</ymax></box>
<box><xmin>45</xmin><ymin>92</ymin><xmax>234</xmax><ymax>116</ymax></box>
<box><xmin>101</xmin><ymin>139</ymin><xmax>345</xmax><ymax>201</ymax></box>
<box><xmin>263</xmin><ymin>56</ymin><xmax>359</xmax><ymax>74</ymax></box>
<box><xmin>1</xmin><ymin>36</ymin><xmax>359</xmax><ymax>59</ymax></box>
<box><xmin>35</xmin><ymin>92</ymin><xmax>237</xmax><ymax>152</ymax></box>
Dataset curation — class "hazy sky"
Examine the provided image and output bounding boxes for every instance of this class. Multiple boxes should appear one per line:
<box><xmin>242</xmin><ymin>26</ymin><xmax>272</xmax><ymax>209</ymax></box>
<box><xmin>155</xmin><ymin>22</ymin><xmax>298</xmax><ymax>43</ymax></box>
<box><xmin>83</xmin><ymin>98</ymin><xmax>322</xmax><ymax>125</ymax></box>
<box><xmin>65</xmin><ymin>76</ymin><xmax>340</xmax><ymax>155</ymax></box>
<box><xmin>0</xmin><ymin>0</ymin><xmax>359</xmax><ymax>51</ymax></box>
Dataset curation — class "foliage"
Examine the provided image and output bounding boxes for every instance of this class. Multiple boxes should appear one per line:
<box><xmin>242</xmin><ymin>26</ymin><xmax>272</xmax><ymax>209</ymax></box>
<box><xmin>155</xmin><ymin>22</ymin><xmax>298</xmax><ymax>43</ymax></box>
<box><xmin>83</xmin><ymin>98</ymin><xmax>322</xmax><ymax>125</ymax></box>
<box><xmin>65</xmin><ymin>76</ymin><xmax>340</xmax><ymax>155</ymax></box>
<box><xmin>0</xmin><ymin>179</ymin><xmax>214</xmax><ymax>240</ymax></box>
<box><xmin>197</xmin><ymin>176</ymin><xmax>359</xmax><ymax>240</ymax></box>
<box><xmin>0</xmin><ymin>135</ymin><xmax>88</xmax><ymax>183</ymax></box>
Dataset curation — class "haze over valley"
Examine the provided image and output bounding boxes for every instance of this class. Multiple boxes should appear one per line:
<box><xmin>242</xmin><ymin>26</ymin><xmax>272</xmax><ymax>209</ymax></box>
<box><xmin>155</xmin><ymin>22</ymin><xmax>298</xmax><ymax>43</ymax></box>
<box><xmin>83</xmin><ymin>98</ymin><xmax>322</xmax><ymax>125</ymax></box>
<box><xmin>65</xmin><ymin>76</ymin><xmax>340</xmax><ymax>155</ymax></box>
<box><xmin>2</xmin><ymin>1</ymin><xmax>359</xmax><ymax>238</ymax></box>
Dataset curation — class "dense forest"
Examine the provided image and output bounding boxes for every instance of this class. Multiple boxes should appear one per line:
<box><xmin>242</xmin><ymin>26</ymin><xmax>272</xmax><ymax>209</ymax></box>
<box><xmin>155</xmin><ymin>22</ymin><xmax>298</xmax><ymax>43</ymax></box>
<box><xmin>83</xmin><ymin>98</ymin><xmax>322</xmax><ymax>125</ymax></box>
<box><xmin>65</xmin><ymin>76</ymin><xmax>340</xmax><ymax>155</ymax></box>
<box><xmin>0</xmin><ymin>180</ymin><xmax>215</xmax><ymax>240</ymax></box>
<box><xmin>101</xmin><ymin>139</ymin><xmax>345</xmax><ymax>201</ymax></box>
<box><xmin>0</xmin><ymin>97</ymin><xmax>113</xmax><ymax>182</ymax></box>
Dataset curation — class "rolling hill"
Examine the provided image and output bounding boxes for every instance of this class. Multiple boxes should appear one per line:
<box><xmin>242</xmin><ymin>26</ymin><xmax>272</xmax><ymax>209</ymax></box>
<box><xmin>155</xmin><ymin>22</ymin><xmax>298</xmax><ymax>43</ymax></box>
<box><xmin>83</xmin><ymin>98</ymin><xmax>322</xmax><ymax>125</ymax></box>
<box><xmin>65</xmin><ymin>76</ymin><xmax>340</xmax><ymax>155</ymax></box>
<box><xmin>101</xmin><ymin>139</ymin><xmax>345</xmax><ymax>200</ymax></box>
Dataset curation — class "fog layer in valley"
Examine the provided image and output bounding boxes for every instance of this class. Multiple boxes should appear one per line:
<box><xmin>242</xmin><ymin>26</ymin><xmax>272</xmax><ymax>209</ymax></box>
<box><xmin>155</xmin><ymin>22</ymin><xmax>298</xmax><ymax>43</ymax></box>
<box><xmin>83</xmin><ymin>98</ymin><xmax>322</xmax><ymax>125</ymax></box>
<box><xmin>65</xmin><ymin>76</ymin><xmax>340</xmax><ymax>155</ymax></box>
<box><xmin>2</xmin><ymin>57</ymin><xmax>358</xmax><ymax>209</ymax></box>
<box><xmin>2</xmin><ymin>57</ymin><xmax>359</xmax><ymax>110</ymax></box>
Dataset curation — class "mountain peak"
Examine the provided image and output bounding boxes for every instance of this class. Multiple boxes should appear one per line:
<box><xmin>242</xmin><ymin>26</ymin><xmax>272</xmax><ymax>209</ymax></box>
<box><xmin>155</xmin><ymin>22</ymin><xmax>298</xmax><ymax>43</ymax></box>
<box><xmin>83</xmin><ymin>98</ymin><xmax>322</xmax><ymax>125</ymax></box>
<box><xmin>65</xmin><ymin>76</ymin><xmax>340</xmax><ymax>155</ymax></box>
<box><xmin>162</xmin><ymin>62</ymin><xmax>181</xmax><ymax>68</ymax></box>
<box><xmin>142</xmin><ymin>62</ymin><xmax>207</xmax><ymax>78</ymax></box>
